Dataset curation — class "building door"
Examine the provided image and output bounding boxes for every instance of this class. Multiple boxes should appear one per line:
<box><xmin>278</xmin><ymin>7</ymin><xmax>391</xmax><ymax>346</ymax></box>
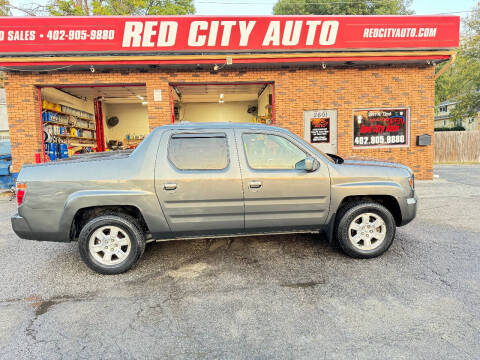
<box><xmin>235</xmin><ymin>129</ymin><xmax>331</xmax><ymax>232</ymax></box>
<box><xmin>303</xmin><ymin>110</ymin><xmax>337</xmax><ymax>154</ymax></box>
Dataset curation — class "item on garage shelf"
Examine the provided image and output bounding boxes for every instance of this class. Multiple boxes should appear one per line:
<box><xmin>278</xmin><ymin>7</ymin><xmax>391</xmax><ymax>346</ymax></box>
<box><xmin>41</xmin><ymin>101</ymin><xmax>98</xmax><ymax>157</ymax></box>
<box><xmin>46</xmin><ymin>142</ymin><xmax>57</xmax><ymax>161</ymax></box>
<box><xmin>42</xmin><ymin>100</ymin><xmax>94</xmax><ymax>121</ymax></box>
<box><xmin>255</xmin><ymin>115</ymin><xmax>272</xmax><ymax>124</ymax></box>
<box><xmin>107</xmin><ymin>140</ymin><xmax>124</xmax><ymax>150</ymax></box>
<box><xmin>42</xmin><ymin>100</ymin><xmax>62</xmax><ymax>113</ymax></box>
<box><xmin>43</xmin><ymin>130</ymin><xmax>52</xmax><ymax>143</ymax></box>
<box><xmin>68</xmin><ymin>146</ymin><xmax>82</xmax><ymax>157</ymax></box>
<box><xmin>60</xmin><ymin>105</ymin><xmax>94</xmax><ymax>121</ymax></box>
<box><xmin>58</xmin><ymin>143</ymin><xmax>68</xmax><ymax>159</ymax></box>
<box><xmin>43</xmin><ymin>111</ymin><xmax>70</xmax><ymax>124</ymax></box>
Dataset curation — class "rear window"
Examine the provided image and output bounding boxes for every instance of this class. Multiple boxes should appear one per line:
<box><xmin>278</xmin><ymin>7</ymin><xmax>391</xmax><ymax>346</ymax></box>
<box><xmin>168</xmin><ymin>133</ymin><xmax>229</xmax><ymax>170</ymax></box>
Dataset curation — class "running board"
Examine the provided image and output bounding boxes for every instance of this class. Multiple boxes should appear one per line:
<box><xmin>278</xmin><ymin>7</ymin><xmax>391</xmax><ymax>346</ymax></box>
<box><xmin>152</xmin><ymin>230</ymin><xmax>321</xmax><ymax>243</ymax></box>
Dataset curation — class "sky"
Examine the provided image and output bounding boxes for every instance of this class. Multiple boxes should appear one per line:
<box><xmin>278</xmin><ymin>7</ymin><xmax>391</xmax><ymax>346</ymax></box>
<box><xmin>193</xmin><ymin>0</ymin><xmax>478</xmax><ymax>16</ymax></box>
<box><xmin>11</xmin><ymin>0</ymin><xmax>479</xmax><ymax>17</ymax></box>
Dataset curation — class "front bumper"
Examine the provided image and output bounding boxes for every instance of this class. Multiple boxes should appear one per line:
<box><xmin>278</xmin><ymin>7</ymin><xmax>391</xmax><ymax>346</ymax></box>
<box><xmin>400</xmin><ymin>195</ymin><xmax>418</xmax><ymax>226</ymax></box>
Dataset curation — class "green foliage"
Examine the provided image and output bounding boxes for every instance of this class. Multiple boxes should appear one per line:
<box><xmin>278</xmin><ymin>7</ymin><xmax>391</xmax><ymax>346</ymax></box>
<box><xmin>48</xmin><ymin>0</ymin><xmax>87</xmax><ymax>15</ymax></box>
<box><xmin>273</xmin><ymin>0</ymin><xmax>413</xmax><ymax>15</ymax></box>
<box><xmin>0</xmin><ymin>0</ymin><xmax>11</xmax><ymax>15</ymax></box>
<box><xmin>47</xmin><ymin>0</ymin><xmax>195</xmax><ymax>16</ymax></box>
<box><xmin>434</xmin><ymin>126</ymin><xmax>466</xmax><ymax>132</ymax></box>
<box><xmin>435</xmin><ymin>3</ymin><xmax>480</xmax><ymax>121</ymax></box>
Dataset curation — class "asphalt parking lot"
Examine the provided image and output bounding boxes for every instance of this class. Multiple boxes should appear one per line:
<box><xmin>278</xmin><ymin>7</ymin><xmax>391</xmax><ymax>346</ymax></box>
<box><xmin>0</xmin><ymin>164</ymin><xmax>479</xmax><ymax>359</ymax></box>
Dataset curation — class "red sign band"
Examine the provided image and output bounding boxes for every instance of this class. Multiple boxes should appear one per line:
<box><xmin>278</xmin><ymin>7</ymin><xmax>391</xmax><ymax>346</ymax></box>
<box><xmin>0</xmin><ymin>15</ymin><xmax>460</xmax><ymax>55</ymax></box>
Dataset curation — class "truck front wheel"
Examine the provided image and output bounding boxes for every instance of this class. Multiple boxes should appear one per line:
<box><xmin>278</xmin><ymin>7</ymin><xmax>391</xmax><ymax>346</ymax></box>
<box><xmin>336</xmin><ymin>202</ymin><xmax>396</xmax><ymax>258</ymax></box>
<box><xmin>78</xmin><ymin>214</ymin><xmax>146</xmax><ymax>275</ymax></box>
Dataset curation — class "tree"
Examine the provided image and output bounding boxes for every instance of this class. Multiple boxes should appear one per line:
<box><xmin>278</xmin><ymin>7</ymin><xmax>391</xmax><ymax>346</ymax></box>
<box><xmin>273</xmin><ymin>0</ymin><xmax>413</xmax><ymax>15</ymax></box>
<box><xmin>47</xmin><ymin>0</ymin><xmax>195</xmax><ymax>16</ymax></box>
<box><xmin>435</xmin><ymin>2</ymin><xmax>480</xmax><ymax>121</ymax></box>
<box><xmin>0</xmin><ymin>0</ymin><xmax>11</xmax><ymax>16</ymax></box>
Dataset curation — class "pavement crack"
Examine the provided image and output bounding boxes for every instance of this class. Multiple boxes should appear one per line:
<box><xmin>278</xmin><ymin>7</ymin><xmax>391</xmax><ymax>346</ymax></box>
<box><xmin>280</xmin><ymin>280</ymin><xmax>325</xmax><ymax>288</ymax></box>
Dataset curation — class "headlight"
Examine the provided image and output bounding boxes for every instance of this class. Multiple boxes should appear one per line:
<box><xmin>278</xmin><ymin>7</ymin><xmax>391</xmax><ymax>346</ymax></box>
<box><xmin>8</xmin><ymin>165</ymin><xmax>13</xmax><ymax>174</ymax></box>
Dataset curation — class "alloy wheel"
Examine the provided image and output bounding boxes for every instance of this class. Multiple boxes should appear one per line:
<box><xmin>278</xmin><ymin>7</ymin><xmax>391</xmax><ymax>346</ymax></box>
<box><xmin>88</xmin><ymin>225</ymin><xmax>132</xmax><ymax>266</ymax></box>
<box><xmin>347</xmin><ymin>212</ymin><xmax>387</xmax><ymax>251</ymax></box>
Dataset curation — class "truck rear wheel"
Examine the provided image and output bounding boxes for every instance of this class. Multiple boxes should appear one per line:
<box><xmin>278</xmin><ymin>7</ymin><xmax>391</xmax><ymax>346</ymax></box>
<box><xmin>78</xmin><ymin>214</ymin><xmax>146</xmax><ymax>275</ymax></box>
<box><xmin>335</xmin><ymin>202</ymin><xmax>396</xmax><ymax>258</ymax></box>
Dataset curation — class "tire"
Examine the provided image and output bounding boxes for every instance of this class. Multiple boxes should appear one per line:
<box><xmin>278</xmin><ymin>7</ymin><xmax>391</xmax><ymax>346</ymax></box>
<box><xmin>335</xmin><ymin>202</ymin><xmax>396</xmax><ymax>259</ymax></box>
<box><xmin>78</xmin><ymin>214</ymin><xmax>146</xmax><ymax>275</ymax></box>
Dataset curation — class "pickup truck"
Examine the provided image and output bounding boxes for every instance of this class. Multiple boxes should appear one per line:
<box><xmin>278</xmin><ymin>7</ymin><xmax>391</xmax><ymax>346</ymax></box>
<box><xmin>12</xmin><ymin>123</ymin><xmax>417</xmax><ymax>274</ymax></box>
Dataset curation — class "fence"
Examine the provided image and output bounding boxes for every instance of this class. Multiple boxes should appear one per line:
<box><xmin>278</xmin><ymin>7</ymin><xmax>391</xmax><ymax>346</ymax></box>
<box><xmin>434</xmin><ymin>130</ymin><xmax>480</xmax><ymax>163</ymax></box>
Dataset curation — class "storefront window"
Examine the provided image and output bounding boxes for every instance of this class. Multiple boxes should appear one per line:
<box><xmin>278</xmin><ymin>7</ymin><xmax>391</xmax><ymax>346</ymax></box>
<box><xmin>353</xmin><ymin>108</ymin><xmax>409</xmax><ymax>148</ymax></box>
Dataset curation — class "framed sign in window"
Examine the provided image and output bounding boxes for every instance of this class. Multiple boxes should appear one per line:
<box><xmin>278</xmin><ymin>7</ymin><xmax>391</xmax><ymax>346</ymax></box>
<box><xmin>310</xmin><ymin>116</ymin><xmax>330</xmax><ymax>144</ymax></box>
<box><xmin>353</xmin><ymin>108</ymin><xmax>409</xmax><ymax>148</ymax></box>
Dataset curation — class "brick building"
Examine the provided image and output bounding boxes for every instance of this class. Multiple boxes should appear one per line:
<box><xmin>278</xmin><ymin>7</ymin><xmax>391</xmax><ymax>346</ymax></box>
<box><xmin>0</xmin><ymin>15</ymin><xmax>460</xmax><ymax>179</ymax></box>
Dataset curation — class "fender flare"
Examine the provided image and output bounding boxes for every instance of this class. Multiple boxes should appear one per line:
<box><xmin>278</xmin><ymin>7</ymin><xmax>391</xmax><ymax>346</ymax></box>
<box><xmin>326</xmin><ymin>181</ymin><xmax>406</xmax><ymax>243</ymax></box>
<box><xmin>58</xmin><ymin>190</ymin><xmax>156</xmax><ymax>240</ymax></box>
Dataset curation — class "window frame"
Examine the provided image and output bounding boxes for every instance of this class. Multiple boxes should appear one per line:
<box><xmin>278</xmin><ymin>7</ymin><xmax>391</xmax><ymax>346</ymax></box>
<box><xmin>167</xmin><ymin>131</ymin><xmax>230</xmax><ymax>171</ymax></box>
<box><xmin>241</xmin><ymin>131</ymin><xmax>313</xmax><ymax>172</ymax></box>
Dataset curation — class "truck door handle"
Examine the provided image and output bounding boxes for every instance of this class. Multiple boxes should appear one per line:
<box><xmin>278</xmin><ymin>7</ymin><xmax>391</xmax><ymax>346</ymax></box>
<box><xmin>163</xmin><ymin>183</ymin><xmax>177</xmax><ymax>191</ymax></box>
<box><xmin>249</xmin><ymin>181</ymin><xmax>262</xmax><ymax>189</ymax></box>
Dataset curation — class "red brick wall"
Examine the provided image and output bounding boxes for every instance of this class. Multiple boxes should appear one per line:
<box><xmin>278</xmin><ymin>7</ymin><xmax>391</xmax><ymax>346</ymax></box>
<box><xmin>5</xmin><ymin>65</ymin><xmax>435</xmax><ymax>179</ymax></box>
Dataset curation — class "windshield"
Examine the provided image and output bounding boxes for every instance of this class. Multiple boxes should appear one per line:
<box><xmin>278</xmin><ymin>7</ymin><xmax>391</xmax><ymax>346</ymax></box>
<box><xmin>285</xmin><ymin>132</ymin><xmax>335</xmax><ymax>163</ymax></box>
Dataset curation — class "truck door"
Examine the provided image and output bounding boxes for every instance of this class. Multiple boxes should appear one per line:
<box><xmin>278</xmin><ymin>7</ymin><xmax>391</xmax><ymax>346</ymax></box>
<box><xmin>235</xmin><ymin>129</ymin><xmax>331</xmax><ymax>232</ymax></box>
<box><xmin>154</xmin><ymin>129</ymin><xmax>244</xmax><ymax>237</ymax></box>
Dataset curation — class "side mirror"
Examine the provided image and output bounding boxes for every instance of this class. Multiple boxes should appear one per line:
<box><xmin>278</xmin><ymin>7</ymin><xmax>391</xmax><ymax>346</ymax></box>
<box><xmin>304</xmin><ymin>157</ymin><xmax>318</xmax><ymax>172</ymax></box>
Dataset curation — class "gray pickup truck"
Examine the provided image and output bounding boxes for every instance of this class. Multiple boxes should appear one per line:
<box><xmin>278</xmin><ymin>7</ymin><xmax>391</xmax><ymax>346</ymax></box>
<box><xmin>12</xmin><ymin>123</ymin><xmax>417</xmax><ymax>274</ymax></box>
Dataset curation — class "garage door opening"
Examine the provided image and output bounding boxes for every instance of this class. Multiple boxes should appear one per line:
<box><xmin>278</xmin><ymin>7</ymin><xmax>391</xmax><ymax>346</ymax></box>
<box><xmin>39</xmin><ymin>84</ymin><xmax>147</xmax><ymax>161</ymax></box>
<box><xmin>170</xmin><ymin>83</ymin><xmax>274</xmax><ymax>124</ymax></box>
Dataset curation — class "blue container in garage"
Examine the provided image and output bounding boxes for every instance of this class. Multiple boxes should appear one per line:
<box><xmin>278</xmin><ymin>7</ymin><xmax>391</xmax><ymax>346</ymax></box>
<box><xmin>59</xmin><ymin>143</ymin><xmax>68</xmax><ymax>159</ymax></box>
<box><xmin>47</xmin><ymin>142</ymin><xmax>57</xmax><ymax>161</ymax></box>
<box><xmin>0</xmin><ymin>140</ymin><xmax>15</xmax><ymax>189</ymax></box>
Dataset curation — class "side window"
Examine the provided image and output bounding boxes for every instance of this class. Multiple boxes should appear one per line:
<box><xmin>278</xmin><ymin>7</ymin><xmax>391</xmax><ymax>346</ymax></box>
<box><xmin>168</xmin><ymin>133</ymin><xmax>229</xmax><ymax>170</ymax></box>
<box><xmin>242</xmin><ymin>133</ymin><xmax>306</xmax><ymax>170</ymax></box>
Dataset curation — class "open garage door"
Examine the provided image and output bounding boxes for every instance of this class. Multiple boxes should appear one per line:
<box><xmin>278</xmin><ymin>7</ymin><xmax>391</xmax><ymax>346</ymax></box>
<box><xmin>170</xmin><ymin>83</ymin><xmax>274</xmax><ymax>124</ymax></box>
<box><xmin>39</xmin><ymin>84</ymin><xmax>148</xmax><ymax>160</ymax></box>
